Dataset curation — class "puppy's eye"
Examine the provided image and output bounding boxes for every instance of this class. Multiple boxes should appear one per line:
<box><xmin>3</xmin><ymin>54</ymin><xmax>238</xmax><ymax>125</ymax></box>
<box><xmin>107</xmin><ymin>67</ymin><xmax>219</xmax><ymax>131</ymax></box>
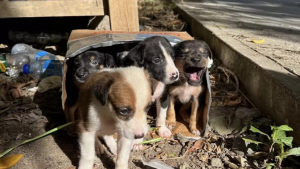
<box><xmin>74</xmin><ymin>58</ymin><xmax>79</xmax><ymax>64</ymax></box>
<box><xmin>118</xmin><ymin>107</ymin><xmax>132</xmax><ymax>116</ymax></box>
<box><xmin>153</xmin><ymin>57</ymin><xmax>161</xmax><ymax>64</ymax></box>
<box><xmin>91</xmin><ymin>60</ymin><xmax>99</xmax><ymax>65</ymax></box>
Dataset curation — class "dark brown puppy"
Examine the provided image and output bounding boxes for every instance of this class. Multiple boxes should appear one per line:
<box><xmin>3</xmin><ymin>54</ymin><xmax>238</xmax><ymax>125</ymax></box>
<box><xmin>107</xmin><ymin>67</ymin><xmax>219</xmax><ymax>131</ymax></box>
<box><xmin>65</xmin><ymin>51</ymin><xmax>115</xmax><ymax>128</ymax></box>
<box><xmin>165</xmin><ymin>40</ymin><xmax>212</xmax><ymax>136</ymax></box>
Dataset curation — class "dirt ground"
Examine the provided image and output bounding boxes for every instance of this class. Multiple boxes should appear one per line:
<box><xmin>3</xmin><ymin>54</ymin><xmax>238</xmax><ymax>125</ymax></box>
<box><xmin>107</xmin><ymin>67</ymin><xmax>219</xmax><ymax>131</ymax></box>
<box><xmin>1</xmin><ymin>0</ymin><xmax>300</xmax><ymax>169</ymax></box>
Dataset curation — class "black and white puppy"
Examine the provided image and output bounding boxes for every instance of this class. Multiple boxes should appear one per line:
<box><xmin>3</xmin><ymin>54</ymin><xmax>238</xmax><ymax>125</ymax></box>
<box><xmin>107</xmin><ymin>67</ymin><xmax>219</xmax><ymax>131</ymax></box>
<box><xmin>117</xmin><ymin>36</ymin><xmax>179</xmax><ymax>138</ymax></box>
<box><xmin>65</xmin><ymin>51</ymin><xmax>115</xmax><ymax>126</ymax></box>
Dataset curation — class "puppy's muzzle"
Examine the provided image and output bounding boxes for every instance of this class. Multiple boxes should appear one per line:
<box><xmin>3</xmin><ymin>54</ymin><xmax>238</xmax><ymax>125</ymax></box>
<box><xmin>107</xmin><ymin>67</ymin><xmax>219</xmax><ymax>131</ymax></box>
<box><xmin>76</xmin><ymin>68</ymin><xmax>89</xmax><ymax>78</ymax></box>
<box><xmin>170</xmin><ymin>72</ymin><xmax>179</xmax><ymax>81</ymax></box>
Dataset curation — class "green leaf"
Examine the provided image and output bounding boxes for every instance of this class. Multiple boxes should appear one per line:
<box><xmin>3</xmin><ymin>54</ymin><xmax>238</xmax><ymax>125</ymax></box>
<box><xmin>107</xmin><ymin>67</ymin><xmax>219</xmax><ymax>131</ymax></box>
<box><xmin>240</xmin><ymin>126</ymin><xmax>247</xmax><ymax>134</ymax></box>
<box><xmin>280</xmin><ymin>147</ymin><xmax>300</xmax><ymax>159</ymax></box>
<box><xmin>0</xmin><ymin>121</ymin><xmax>77</xmax><ymax>158</ymax></box>
<box><xmin>250</xmin><ymin>126</ymin><xmax>271</xmax><ymax>140</ymax></box>
<box><xmin>272</xmin><ymin>130</ymin><xmax>286</xmax><ymax>140</ymax></box>
<box><xmin>242</xmin><ymin>138</ymin><xmax>263</xmax><ymax>145</ymax></box>
<box><xmin>263</xmin><ymin>163</ymin><xmax>275</xmax><ymax>169</ymax></box>
<box><xmin>281</xmin><ymin>137</ymin><xmax>293</xmax><ymax>148</ymax></box>
<box><xmin>277</xmin><ymin>125</ymin><xmax>293</xmax><ymax>131</ymax></box>
<box><xmin>271</xmin><ymin>126</ymin><xmax>277</xmax><ymax>130</ymax></box>
<box><xmin>168</xmin><ymin>153</ymin><xmax>175</xmax><ymax>157</ymax></box>
<box><xmin>139</xmin><ymin>137</ymin><xmax>162</xmax><ymax>144</ymax></box>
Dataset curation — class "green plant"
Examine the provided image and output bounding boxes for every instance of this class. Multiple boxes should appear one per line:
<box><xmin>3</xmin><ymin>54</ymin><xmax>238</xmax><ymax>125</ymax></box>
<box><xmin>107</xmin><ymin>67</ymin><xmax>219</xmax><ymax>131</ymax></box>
<box><xmin>242</xmin><ymin>125</ymin><xmax>300</xmax><ymax>168</ymax></box>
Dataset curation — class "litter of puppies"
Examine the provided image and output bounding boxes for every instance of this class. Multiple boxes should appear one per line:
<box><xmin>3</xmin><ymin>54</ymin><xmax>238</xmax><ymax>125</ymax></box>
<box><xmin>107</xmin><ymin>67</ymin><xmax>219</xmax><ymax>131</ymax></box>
<box><xmin>62</xmin><ymin>33</ymin><xmax>213</xmax><ymax>169</ymax></box>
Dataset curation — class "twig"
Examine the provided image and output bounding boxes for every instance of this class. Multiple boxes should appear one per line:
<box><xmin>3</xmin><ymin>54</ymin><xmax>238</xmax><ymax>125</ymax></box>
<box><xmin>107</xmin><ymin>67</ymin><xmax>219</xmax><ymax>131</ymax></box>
<box><xmin>164</xmin><ymin>141</ymin><xmax>191</xmax><ymax>160</ymax></box>
<box><xmin>0</xmin><ymin>106</ymin><xmax>12</xmax><ymax>115</ymax></box>
<box><xmin>217</xmin><ymin>66</ymin><xmax>259</xmax><ymax>110</ymax></box>
<box><xmin>217</xmin><ymin>66</ymin><xmax>239</xmax><ymax>94</ymax></box>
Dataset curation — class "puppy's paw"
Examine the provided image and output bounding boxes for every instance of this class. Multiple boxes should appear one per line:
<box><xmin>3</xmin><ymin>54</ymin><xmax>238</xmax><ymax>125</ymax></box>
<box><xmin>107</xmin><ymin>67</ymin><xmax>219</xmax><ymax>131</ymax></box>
<box><xmin>190</xmin><ymin>128</ymin><xmax>201</xmax><ymax>136</ymax></box>
<box><xmin>131</xmin><ymin>138</ymin><xmax>143</xmax><ymax>150</ymax></box>
<box><xmin>166</xmin><ymin>120</ymin><xmax>176</xmax><ymax>130</ymax></box>
<box><xmin>158</xmin><ymin>125</ymin><xmax>172</xmax><ymax>138</ymax></box>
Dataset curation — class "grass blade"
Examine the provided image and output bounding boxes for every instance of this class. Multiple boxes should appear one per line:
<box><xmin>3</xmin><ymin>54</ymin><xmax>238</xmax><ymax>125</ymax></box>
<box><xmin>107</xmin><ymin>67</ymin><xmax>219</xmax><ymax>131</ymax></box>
<box><xmin>139</xmin><ymin>137</ymin><xmax>162</xmax><ymax>144</ymax></box>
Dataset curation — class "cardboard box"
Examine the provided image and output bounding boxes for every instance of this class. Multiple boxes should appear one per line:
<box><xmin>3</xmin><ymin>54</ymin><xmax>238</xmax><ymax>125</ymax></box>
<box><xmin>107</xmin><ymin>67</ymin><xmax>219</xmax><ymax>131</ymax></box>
<box><xmin>62</xmin><ymin>30</ymin><xmax>212</xmax><ymax>138</ymax></box>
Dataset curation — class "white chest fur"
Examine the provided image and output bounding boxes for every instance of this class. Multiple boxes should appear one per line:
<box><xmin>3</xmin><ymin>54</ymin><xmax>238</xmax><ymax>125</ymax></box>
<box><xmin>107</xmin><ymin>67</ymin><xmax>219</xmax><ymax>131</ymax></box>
<box><xmin>170</xmin><ymin>83</ymin><xmax>202</xmax><ymax>103</ymax></box>
<box><xmin>151</xmin><ymin>79</ymin><xmax>165</xmax><ymax>101</ymax></box>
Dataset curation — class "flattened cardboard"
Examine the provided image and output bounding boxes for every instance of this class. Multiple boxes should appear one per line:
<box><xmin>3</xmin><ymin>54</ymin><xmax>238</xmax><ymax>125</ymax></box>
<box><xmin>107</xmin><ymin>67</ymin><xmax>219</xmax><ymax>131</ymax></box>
<box><xmin>63</xmin><ymin>30</ymin><xmax>212</xmax><ymax>138</ymax></box>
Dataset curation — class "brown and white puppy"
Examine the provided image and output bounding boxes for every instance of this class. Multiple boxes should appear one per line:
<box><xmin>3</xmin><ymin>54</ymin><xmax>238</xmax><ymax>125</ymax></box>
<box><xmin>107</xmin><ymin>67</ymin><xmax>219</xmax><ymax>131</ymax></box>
<box><xmin>117</xmin><ymin>36</ymin><xmax>179</xmax><ymax>138</ymax></box>
<box><xmin>165</xmin><ymin>40</ymin><xmax>212</xmax><ymax>136</ymax></box>
<box><xmin>65</xmin><ymin>51</ymin><xmax>115</xmax><ymax>124</ymax></box>
<box><xmin>77</xmin><ymin>66</ymin><xmax>152</xmax><ymax>169</ymax></box>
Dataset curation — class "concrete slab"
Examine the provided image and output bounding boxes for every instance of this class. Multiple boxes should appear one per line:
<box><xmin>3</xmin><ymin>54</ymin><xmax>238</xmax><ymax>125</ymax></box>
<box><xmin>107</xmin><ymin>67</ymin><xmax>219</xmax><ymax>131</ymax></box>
<box><xmin>174</xmin><ymin>0</ymin><xmax>300</xmax><ymax>144</ymax></box>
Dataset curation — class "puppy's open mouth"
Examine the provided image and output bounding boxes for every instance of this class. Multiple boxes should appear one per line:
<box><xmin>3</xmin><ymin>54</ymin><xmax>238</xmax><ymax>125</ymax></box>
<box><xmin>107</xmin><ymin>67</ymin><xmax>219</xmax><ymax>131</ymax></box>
<box><xmin>184</xmin><ymin>66</ymin><xmax>206</xmax><ymax>85</ymax></box>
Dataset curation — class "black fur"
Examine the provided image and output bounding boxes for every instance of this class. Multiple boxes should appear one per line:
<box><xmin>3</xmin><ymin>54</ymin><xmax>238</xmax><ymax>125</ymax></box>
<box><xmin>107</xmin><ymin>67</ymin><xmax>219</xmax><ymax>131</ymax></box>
<box><xmin>65</xmin><ymin>50</ymin><xmax>115</xmax><ymax>107</ymax></box>
<box><xmin>121</xmin><ymin>36</ymin><xmax>175</xmax><ymax>83</ymax></box>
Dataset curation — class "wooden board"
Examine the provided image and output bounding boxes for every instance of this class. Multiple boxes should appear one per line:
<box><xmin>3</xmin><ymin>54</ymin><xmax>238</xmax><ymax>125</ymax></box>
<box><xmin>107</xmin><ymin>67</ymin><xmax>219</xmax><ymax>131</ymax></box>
<box><xmin>0</xmin><ymin>0</ymin><xmax>104</xmax><ymax>18</ymax></box>
<box><xmin>108</xmin><ymin>0</ymin><xmax>139</xmax><ymax>31</ymax></box>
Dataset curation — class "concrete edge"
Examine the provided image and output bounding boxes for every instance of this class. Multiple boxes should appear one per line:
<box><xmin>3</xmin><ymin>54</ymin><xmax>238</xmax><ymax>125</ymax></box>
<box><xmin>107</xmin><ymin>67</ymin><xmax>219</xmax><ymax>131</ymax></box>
<box><xmin>174</xmin><ymin>3</ymin><xmax>300</xmax><ymax>144</ymax></box>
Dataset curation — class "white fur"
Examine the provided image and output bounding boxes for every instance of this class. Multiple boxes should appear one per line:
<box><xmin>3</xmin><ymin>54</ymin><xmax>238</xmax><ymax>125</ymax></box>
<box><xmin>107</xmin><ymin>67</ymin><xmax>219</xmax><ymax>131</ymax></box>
<box><xmin>155</xmin><ymin>99</ymin><xmax>172</xmax><ymax>138</ymax></box>
<box><xmin>159</xmin><ymin>42</ymin><xmax>179</xmax><ymax>84</ymax></box>
<box><xmin>171</xmin><ymin>82</ymin><xmax>202</xmax><ymax>103</ymax></box>
<box><xmin>78</xmin><ymin>131</ymin><xmax>96</xmax><ymax>169</ymax></box>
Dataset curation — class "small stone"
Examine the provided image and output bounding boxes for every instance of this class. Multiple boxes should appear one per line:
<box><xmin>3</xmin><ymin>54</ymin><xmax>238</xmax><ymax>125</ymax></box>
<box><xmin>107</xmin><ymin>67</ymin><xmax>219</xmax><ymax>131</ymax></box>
<box><xmin>211</xmin><ymin>158</ymin><xmax>223</xmax><ymax>167</ymax></box>
<box><xmin>235</xmin><ymin>107</ymin><xmax>260</xmax><ymax>119</ymax></box>
<box><xmin>223</xmin><ymin>156</ymin><xmax>229</xmax><ymax>161</ymax></box>
<box><xmin>209</xmin><ymin>108</ymin><xmax>242</xmax><ymax>135</ymax></box>
<box><xmin>209</xmin><ymin>134</ymin><xmax>218</xmax><ymax>142</ymax></box>
<box><xmin>155</xmin><ymin>147</ymin><xmax>161</xmax><ymax>152</ymax></box>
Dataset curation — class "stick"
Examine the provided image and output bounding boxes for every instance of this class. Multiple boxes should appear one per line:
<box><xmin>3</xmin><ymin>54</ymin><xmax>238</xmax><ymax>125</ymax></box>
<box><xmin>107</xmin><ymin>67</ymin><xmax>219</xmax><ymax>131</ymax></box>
<box><xmin>164</xmin><ymin>141</ymin><xmax>191</xmax><ymax>160</ymax></box>
<box><xmin>217</xmin><ymin>66</ymin><xmax>239</xmax><ymax>94</ymax></box>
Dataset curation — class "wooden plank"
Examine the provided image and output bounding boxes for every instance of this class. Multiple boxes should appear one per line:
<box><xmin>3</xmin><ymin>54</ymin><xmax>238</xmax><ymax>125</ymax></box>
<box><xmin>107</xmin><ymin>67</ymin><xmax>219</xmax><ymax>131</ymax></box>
<box><xmin>0</xmin><ymin>0</ymin><xmax>104</xmax><ymax>18</ymax></box>
<box><xmin>108</xmin><ymin>0</ymin><xmax>139</xmax><ymax>31</ymax></box>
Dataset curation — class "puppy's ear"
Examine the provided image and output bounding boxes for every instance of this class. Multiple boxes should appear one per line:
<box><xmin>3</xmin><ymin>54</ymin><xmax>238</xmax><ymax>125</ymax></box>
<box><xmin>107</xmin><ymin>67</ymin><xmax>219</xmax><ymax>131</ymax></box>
<box><xmin>104</xmin><ymin>53</ymin><xmax>115</xmax><ymax>68</ymax></box>
<box><xmin>93</xmin><ymin>76</ymin><xmax>114</xmax><ymax>105</ymax></box>
<box><xmin>206</xmin><ymin>44</ymin><xmax>213</xmax><ymax>60</ymax></box>
<box><xmin>123</xmin><ymin>43</ymin><xmax>145</xmax><ymax>66</ymax></box>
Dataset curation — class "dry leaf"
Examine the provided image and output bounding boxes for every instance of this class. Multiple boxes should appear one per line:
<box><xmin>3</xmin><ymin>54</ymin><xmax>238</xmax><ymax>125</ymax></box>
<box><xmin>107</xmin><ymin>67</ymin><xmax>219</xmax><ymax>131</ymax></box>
<box><xmin>0</xmin><ymin>154</ymin><xmax>23</xmax><ymax>169</ymax></box>
<box><xmin>251</xmin><ymin>38</ymin><xmax>265</xmax><ymax>44</ymax></box>
<box><xmin>216</xmin><ymin>146</ymin><xmax>222</xmax><ymax>154</ymax></box>
<box><xmin>224</xmin><ymin>97</ymin><xmax>242</xmax><ymax>106</ymax></box>
<box><xmin>189</xmin><ymin>139</ymin><xmax>205</xmax><ymax>152</ymax></box>
<box><xmin>197</xmin><ymin>153</ymin><xmax>208</xmax><ymax>163</ymax></box>
<box><xmin>211</xmin><ymin>91</ymin><xmax>218</xmax><ymax>97</ymax></box>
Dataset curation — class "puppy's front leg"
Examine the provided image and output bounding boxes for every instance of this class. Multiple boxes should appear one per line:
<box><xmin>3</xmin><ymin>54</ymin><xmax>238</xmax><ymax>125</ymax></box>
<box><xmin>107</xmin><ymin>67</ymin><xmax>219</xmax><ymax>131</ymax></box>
<box><xmin>78</xmin><ymin>130</ymin><xmax>96</xmax><ymax>169</ymax></box>
<box><xmin>103</xmin><ymin>135</ymin><xmax>117</xmax><ymax>155</ymax></box>
<box><xmin>156</xmin><ymin>95</ymin><xmax>172</xmax><ymax>138</ymax></box>
<box><xmin>166</xmin><ymin>96</ymin><xmax>176</xmax><ymax>129</ymax></box>
<box><xmin>190</xmin><ymin>96</ymin><xmax>201</xmax><ymax>136</ymax></box>
<box><xmin>115</xmin><ymin>136</ymin><xmax>133</xmax><ymax>169</ymax></box>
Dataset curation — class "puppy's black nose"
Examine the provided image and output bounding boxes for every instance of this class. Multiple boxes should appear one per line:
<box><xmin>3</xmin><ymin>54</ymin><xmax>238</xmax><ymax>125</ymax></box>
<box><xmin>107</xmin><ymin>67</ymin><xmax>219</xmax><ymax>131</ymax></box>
<box><xmin>171</xmin><ymin>72</ymin><xmax>179</xmax><ymax>80</ymax></box>
<box><xmin>134</xmin><ymin>133</ymin><xmax>145</xmax><ymax>139</ymax></box>
<box><xmin>192</xmin><ymin>57</ymin><xmax>201</xmax><ymax>62</ymax></box>
<box><xmin>76</xmin><ymin>68</ymin><xmax>88</xmax><ymax>78</ymax></box>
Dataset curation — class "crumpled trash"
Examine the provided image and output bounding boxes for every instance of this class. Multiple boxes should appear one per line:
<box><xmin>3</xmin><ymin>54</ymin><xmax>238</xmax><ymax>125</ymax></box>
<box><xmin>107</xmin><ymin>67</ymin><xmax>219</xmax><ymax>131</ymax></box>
<box><xmin>142</xmin><ymin>159</ymin><xmax>174</xmax><ymax>169</ymax></box>
<box><xmin>37</xmin><ymin>76</ymin><xmax>62</xmax><ymax>93</ymax></box>
<box><xmin>5</xmin><ymin>66</ymin><xmax>19</xmax><ymax>78</ymax></box>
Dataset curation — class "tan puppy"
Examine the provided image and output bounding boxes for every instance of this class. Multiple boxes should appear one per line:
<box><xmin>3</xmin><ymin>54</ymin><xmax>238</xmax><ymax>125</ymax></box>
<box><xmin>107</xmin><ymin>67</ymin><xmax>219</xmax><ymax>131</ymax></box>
<box><xmin>77</xmin><ymin>66</ymin><xmax>152</xmax><ymax>169</ymax></box>
<box><xmin>165</xmin><ymin>40</ymin><xmax>212</xmax><ymax>136</ymax></box>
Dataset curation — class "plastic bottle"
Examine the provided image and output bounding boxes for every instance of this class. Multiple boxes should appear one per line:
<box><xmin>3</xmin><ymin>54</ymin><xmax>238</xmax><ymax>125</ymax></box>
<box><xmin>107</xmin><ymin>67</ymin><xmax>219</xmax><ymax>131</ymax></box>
<box><xmin>11</xmin><ymin>43</ymin><xmax>58</xmax><ymax>61</ymax></box>
<box><xmin>0</xmin><ymin>53</ymin><xmax>30</xmax><ymax>76</ymax></box>
<box><xmin>23</xmin><ymin>60</ymin><xmax>63</xmax><ymax>80</ymax></box>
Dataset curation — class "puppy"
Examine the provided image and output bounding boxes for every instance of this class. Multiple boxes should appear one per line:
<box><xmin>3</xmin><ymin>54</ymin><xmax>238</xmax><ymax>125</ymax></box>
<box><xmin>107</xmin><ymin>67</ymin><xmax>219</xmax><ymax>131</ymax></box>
<box><xmin>77</xmin><ymin>66</ymin><xmax>152</xmax><ymax>169</ymax></box>
<box><xmin>118</xmin><ymin>36</ymin><xmax>179</xmax><ymax>138</ymax></box>
<box><xmin>65</xmin><ymin>51</ymin><xmax>115</xmax><ymax>127</ymax></box>
<box><xmin>165</xmin><ymin>40</ymin><xmax>212</xmax><ymax>136</ymax></box>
